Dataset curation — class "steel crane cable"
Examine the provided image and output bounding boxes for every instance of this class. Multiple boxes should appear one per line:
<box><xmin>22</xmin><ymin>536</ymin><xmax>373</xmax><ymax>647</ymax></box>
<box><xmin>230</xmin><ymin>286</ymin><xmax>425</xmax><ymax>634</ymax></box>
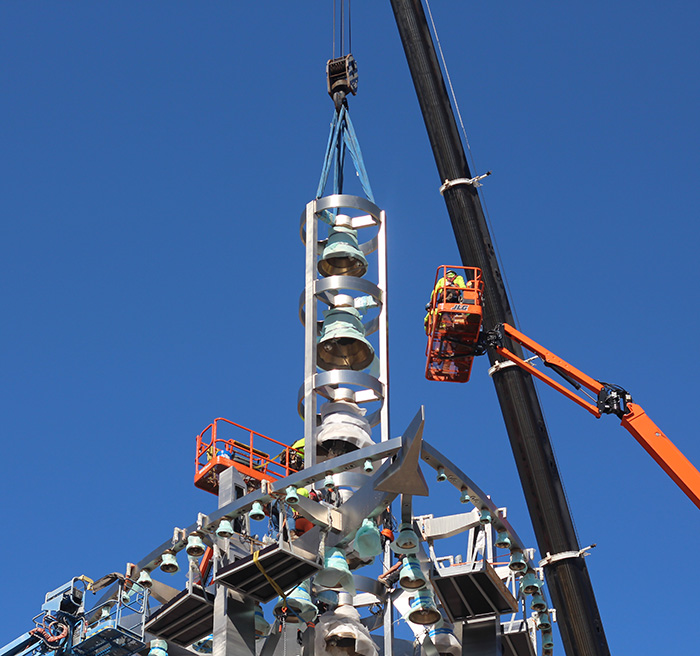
<box><xmin>423</xmin><ymin>1</ymin><xmax>584</xmax><ymax>550</ymax></box>
<box><xmin>424</xmin><ymin>0</ymin><xmax>520</xmax><ymax>331</ymax></box>
<box><xmin>332</xmin><ymin>0</ymin><xmax>352</xmax><ymax>57</ymax></box>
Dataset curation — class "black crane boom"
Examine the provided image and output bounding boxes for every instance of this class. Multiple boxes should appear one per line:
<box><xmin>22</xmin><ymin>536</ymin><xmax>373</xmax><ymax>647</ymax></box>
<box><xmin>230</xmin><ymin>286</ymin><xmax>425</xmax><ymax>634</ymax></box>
<box><xmin>389</xmin><ymin>2</ymin><xmax>610</xmax><ymax>654</ymax></box>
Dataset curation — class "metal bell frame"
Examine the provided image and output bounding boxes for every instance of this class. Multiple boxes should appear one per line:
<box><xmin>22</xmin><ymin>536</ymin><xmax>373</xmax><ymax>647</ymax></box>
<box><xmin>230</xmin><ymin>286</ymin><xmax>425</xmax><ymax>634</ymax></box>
<box><xmin>299</xmin><ymin>194</ymin><xmax>389</xmax><ymax>470</ymax></box>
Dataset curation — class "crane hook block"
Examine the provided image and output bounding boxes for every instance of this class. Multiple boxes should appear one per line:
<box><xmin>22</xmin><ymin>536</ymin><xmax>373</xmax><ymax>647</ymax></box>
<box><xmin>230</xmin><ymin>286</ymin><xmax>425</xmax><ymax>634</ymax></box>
<box><xmin>327</xmin><ymin>54</ymin><xmax>358</xmax><ymax>111</ymax></box>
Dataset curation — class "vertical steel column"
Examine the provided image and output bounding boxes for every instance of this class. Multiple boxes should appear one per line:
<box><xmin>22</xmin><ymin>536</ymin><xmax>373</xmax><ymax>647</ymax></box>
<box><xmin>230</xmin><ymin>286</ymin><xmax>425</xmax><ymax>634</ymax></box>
<box><xmin>461</xmin><ymin>618</ymin><xmax>501</xmax><ymax>656</ymax></box>
<box><xmin>304</xmin><ymin>200</ymin><xmax>319</xmax><ymax>470</ymax></box>
<box><xmin>212</xmin><ymin>468</ymin><xmax>255</xmax><ymax>656</ymax></box>
<box><xmin>377</xmin><ymin>208</ymin><xmax>394</xmax><ymax>656</ymax></box>
<box><xmin>300</xmin><ymin>193</ymin><xmax>392</xmax><ymax>656</ymax></box>
<box><xmin>377</xmin><ymin>209</ymin><xmax>390</xmax><ymax>443</ymax></box>
<box><xmin>389</xmin><ymin>1</ymin><xmax>610</xmax><ymax>654</ymax></box>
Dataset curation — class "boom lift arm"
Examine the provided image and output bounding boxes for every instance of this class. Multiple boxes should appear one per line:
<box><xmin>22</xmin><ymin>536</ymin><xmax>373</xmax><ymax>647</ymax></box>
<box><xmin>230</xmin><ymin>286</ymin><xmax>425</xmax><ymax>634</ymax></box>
<box><xmin>485</xmin><ymin>323</ymin><xmax>700</xmax><ymax>510</ymax></box>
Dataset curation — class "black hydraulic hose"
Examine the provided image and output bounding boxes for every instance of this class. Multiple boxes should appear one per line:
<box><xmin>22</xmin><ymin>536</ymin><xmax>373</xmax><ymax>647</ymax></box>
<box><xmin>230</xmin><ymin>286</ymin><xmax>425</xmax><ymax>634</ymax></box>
<box><xmin>389</xmin><ymin>2</ymin><xmax>610</xmax><ymax>654</ymax></box>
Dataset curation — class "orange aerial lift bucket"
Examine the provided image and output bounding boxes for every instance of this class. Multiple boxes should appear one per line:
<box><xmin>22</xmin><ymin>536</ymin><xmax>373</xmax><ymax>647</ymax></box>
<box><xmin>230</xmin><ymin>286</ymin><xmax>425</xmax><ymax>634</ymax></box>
<box><xmin>194</xmin><ymin>418</ymin><xmax>301</xmax><ymax>495</ymax></box>
<box><xmin>425</xmin><ymin>265</ymin><xmax>484</xmax><ymax>383</ymax></box>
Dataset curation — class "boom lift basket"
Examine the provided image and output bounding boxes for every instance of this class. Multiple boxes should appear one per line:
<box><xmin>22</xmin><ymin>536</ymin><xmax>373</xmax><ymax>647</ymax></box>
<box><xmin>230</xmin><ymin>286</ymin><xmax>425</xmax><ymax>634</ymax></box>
<box><xmin>194</xmin><ymin>418</ymin><xmax>301</xmax><ymax>495</ymax></box>
<box><xmin>73</xmin><ymin>582</ymin><xmax>148</xmax><ymax>656</ymax></box>
<box><xmin>425</xmin><ymin>266</ymin><xmax>484</xmax><ymax>383</ymax></box>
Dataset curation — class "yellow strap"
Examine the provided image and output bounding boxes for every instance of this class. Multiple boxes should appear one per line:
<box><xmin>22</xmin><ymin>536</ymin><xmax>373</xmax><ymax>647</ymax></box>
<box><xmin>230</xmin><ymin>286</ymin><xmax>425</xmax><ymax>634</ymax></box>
<box><xmin>253</xmin><ymin>550</ymin><xmax>286</xmax><ymax>600</ymax></box>
<box><xmin>75</xmin><ymin>575</ymin><xmax>95</xmax><ymax>591</ymax></box>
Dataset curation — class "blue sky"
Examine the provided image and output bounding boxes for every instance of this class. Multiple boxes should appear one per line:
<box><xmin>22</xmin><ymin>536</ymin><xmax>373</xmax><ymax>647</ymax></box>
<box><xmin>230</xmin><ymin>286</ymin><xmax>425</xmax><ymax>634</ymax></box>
<box><xmin>2</xmin><ymin>2</ymin><xmax>699</xmax><ymax>654</ymax></box>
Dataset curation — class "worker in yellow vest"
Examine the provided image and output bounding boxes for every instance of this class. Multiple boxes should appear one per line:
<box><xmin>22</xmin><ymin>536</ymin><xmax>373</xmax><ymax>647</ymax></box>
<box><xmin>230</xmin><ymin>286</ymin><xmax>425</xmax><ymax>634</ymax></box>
<box><xmin>424</xmin><ymin>270</ymin><xmax>469</xmax><ymax>334</ymax></box>
<box><xmin>289</xmin><ymin>437</ymin><xmax>304</xmax><ymax>470</ymax></box>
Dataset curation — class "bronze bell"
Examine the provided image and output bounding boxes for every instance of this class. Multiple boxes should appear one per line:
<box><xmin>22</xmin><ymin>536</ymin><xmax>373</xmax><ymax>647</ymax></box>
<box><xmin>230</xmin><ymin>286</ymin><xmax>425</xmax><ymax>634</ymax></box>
<box><xmin>317</xmin><ymin>296</ymin><xmax>374</xmax><ymax>371</ymax></box>
<box><xmin>318</xmin><ymin>214</ymin><xmax>368</xmax><ymax>278</ymax></box>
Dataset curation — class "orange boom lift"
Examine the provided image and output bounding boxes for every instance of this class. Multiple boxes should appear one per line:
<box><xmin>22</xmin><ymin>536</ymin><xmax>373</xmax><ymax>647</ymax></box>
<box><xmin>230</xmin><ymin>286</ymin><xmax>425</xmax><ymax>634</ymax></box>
<box><xmin>424</xmin><ymin>266</ymin><xmax>700</xmax><ymax>510</ymax></box>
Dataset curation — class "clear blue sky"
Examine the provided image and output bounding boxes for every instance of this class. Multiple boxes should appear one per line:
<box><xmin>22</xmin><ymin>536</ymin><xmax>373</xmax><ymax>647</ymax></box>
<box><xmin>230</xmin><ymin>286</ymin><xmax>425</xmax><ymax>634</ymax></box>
<box><xmin>2</xmin><ymin>2</ymin><xmax>698</xmax><ymax>654</ymax></box>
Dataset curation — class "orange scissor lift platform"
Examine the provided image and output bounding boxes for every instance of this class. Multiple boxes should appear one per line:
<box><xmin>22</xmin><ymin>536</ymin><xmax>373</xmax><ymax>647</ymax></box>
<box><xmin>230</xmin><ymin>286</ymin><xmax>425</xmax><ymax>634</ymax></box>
<box><xmin>194</xmin><ymin>418</ymin><xmax>300</xmax><ymax>494</ymax></box>
<box><xmin>425</xmin><ymin>265</ymin><xmax>484</xmax><ymax>383</ymax></box>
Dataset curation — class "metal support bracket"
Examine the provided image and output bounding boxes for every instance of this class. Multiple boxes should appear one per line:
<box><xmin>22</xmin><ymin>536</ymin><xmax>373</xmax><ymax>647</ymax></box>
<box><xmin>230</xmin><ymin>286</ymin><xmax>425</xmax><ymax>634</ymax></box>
<box><xmin>539</xmin><ymin>544</ymin><xmax>596</xmax><ymax>567</ymax></box>
<box><xmin>439</xmin><ymin>171</ymin><xmax>492</xmax><ymax>194</ymax></box>
<box><xmin>488</xmin><ymin>356</ymin><xmax>539</xmax><ymax>377</ymax></box>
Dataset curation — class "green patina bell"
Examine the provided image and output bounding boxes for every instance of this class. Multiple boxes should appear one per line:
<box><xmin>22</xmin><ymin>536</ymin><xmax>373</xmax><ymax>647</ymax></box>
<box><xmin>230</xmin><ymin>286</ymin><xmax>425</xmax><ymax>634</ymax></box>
<box><xmin>495</xmin><ymin>530</ymin><xmax>512</xmax><ymax>549</ymax></box>
<box><xmin>285</xmin><ymin>486</ymin><xmax>299</xmax><ymax>505</ymax></box>
<box><xmin>542</xmin><ymin>631</ymin><xmax>554</xmax><ymax>649</ymax></box>
<box><xmin>249</xmin><ymin>501</ymin><xmax>265</xmax><ymax>522</ymax></box>
<box><xmin>318</xmin><ymin>215</ymin><xmax>368</xmax><ymax>278</ymax></box>
<box><xmin>315</xmin><ymin>547</ymin><xmax>356</xmax><ymax>594</ymax></box>
<box><xmin>530</xmin><ymin>593</ymin><xmax>547</xmax><ymax>612</ymax></box>
<box><xmin>186</xmin><ymin>534</ymin><xmax>206</xmax><ymax>557</ymax></box>
<box><xmin>216</xmin><ymin>519</ymin><xmax>234</xmax><ymax>538</ymax></box>
<box><xmin>536</xmin><ymin>612</ymin><xmax>552</xmax><ymax>632</ymax></box>
<box><xmin>355</xmin><ymin>518</ymin><xmax>382</xmax><ymax>559</ymax></box>
<box><xmin>317</xmin><ymin>298</ymin><xmax>374</xmax><ymax>371</ymax></box>
<box><xmin>520</xmin><ymin>571</ymin><xmax>542</xmax><ymax>595</ymax></box>
<box><xmin>160</xmin><ymin>550</ymin><xmax>179</xmax><ymax>574</ymax></box>
<box><xmin>136</xmin><ymin>569</ymin><xmax>153</xmax><ymax>589</ymax></box>
<box><xmin>407</xmin><ymin>589</ymin><xmax>441</xmax><ymax>625</ymax></box>
<box><xmin>273</xmin><ymin>579</ymin><xmax>317</xmax><ymax>624</ymax></box>
<box><xmin>508</xmin><ymin>549</ymin><xmax>527</xmax><ymax>573</ymax></box>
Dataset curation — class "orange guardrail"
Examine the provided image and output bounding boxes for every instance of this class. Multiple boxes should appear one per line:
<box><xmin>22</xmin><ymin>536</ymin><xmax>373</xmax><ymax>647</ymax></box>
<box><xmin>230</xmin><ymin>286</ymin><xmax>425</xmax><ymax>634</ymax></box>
<box><xmin>194</xmin><ymin>418</ymin><xmax>301</xmax><ymax>495</ymax></box>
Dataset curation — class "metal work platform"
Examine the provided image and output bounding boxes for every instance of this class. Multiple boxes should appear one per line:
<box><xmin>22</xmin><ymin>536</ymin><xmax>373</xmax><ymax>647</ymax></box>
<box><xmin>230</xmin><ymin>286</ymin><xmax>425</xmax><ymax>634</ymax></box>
<box><xmin>501</xmin><ymin>619</ymin><xmax>536</xmax><ymax>656</ymax></box>
<box><xmin>145</xmin><ymin>585</ymin><xmax>215</xmax><ymax>647</ymax></box>
<box><xmin>430</xmin><ymin>559</ymin><xmax>517</xmax><ymax>622</ymax></box>
<box><xmin>73</xmin><ymin>624</ymin><xmax>144</xmax><ymax>656</ymax></box>
<box><xmin>213</xmin><ymin>542</ymin><xmax>321</xmax><ymax>603</ymax></box>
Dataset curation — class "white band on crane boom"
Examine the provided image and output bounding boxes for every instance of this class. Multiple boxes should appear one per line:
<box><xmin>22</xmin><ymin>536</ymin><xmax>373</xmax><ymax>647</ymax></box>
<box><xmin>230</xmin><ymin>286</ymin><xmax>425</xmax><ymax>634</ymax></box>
<box><xmin>539</xmin><ymin>544</ymin><xmax>596</xmax><ymax>567</ymax></box>
<box><xmin>488</xmin><ymin>356</ymin><xmax>539</xmax><ymax>377</ymax></box>
<box><xmin>439</xmin><ymin>171</ymin><xmax>492</xmax><ymax>194</ymax></box>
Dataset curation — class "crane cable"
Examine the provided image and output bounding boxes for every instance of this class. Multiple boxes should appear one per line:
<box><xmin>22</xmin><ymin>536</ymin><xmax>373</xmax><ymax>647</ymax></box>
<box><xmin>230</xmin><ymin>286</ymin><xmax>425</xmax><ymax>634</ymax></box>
<box><xmin>424</xmin><ymin>0</ymin><xmax>520</xmax><ymax>331</ymax></box>
<box><xmin>332</xmin><ymin>0</ymin><xmax>352</xmax><ymax>58</ymax></box>
<box><xmin>423</xmin><ymin>0</ymin><xmax>581</xmax><ymax>546</ymax></box>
